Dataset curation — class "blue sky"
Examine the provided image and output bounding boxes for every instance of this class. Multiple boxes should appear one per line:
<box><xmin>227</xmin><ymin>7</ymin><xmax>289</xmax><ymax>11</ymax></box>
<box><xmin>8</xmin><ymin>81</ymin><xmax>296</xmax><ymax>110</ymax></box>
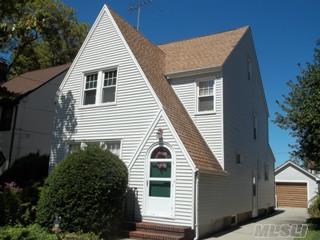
<box><xmin>63</xmin><ymin>0</ymin><xmax>320</xmax><ymax>167</ymax></box>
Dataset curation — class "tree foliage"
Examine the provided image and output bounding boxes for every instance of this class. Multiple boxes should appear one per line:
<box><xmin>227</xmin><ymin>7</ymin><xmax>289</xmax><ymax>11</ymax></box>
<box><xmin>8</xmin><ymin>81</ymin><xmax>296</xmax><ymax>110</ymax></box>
<box><xmin>275</xmin><ymin>42</ymin><xmax>320</xmax><ymax>168</ymax></box>
<box><xmin>0</xmin><ymin>0</ymin><xmax>88</xmax><ymax>78</ymax></box>
<box><xmin>0</xmin><ymin>86</ymin><xmax>17</xmax><ymax>101</ymax></box>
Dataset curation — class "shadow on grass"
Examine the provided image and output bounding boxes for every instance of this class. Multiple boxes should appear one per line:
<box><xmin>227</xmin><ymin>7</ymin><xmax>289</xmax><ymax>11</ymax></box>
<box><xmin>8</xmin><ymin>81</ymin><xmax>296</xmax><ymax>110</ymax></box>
<box><xmin>307</xmin><ymin>218</ymin><xmax>320</xmax><ymax>230</ymax></box>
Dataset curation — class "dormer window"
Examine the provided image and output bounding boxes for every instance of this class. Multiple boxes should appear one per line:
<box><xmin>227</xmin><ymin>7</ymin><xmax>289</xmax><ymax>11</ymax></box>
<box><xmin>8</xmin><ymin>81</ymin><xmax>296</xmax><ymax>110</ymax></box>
<box><xmin>197</xmin><ymin>80</ymin><xmax>215</xmax><ymax>113</ymax></box>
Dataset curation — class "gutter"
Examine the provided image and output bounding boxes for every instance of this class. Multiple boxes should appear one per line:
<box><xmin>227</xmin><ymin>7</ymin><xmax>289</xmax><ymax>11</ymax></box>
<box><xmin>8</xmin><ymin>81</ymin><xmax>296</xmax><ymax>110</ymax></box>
<box><xmin>8</xmin><ymin>104</ymin><xmax>18</xmax><ymax>167</ymax></box>
<box><xmin>194</xmin><ymin>170</ymin><xmax>199</xmax><ymax>240</ymax></box>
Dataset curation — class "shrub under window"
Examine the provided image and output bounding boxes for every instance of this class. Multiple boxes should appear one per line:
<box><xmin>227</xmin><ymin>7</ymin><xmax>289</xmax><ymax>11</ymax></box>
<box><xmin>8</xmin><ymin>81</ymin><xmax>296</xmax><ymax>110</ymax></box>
<box><xmin>36</xmin><ymin>144</ymin><xmax>128</xmax><ymax>237</ymax></box>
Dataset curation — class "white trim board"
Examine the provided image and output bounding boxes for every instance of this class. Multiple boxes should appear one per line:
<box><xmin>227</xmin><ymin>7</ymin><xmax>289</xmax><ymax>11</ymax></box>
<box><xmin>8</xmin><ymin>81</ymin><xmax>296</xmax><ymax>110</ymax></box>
<box><xmin>275</xmin><ymin>161</ymin><xmax>320</xmax><ymax>181</ymax></box>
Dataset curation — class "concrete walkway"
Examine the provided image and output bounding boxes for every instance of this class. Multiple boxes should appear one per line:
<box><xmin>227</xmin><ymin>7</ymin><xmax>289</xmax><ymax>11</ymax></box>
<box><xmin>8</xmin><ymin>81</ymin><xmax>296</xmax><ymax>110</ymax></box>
<box><xmin>206</xmin><ymin>208</ymin><xmax>308</xmax><ymax>240</ymax></box>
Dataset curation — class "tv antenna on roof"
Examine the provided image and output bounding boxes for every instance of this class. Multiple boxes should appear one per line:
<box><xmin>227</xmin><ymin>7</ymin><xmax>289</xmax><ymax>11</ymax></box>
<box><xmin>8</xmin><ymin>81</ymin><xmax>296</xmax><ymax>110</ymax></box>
<box><xmin>128</xmin><ymin>0</ymin><xmax>152</xmax><ymax>31</ymax></box>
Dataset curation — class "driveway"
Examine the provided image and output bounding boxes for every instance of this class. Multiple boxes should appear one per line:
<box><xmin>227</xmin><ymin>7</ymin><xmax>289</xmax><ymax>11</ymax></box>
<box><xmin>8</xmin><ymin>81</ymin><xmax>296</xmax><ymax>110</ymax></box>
<box><xmin>206</xmin><ymin>208</ymin><xmax>308</xmax><ymax>240</ymax></box>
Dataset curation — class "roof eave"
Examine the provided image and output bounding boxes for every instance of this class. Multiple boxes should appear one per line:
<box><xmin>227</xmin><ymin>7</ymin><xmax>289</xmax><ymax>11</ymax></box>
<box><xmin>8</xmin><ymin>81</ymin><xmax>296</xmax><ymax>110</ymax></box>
<box><xmin>275</xmin><ymin>160</ymin><xmax>320</xmax><ymax>181</ymax></box>
<box><xmin>165</xmin><ymin>66</ymin><xmax>222</xmax><ymax>79</ymax></box>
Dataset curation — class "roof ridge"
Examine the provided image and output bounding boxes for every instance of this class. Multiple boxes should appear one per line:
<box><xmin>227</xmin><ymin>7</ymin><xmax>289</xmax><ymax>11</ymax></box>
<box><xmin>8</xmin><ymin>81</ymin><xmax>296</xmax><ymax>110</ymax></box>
<box><xmin>158</xmin><ymin>25</ymin><xmax>249</xmax><ymax>46</ymax></box>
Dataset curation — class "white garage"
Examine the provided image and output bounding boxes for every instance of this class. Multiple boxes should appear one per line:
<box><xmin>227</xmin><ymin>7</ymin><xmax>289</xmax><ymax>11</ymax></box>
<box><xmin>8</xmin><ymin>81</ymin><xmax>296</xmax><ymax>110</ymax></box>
<box><xmin>275</xmin><ymin>161</ymin><xmax>320</xmax><ymax>208</ymax></box>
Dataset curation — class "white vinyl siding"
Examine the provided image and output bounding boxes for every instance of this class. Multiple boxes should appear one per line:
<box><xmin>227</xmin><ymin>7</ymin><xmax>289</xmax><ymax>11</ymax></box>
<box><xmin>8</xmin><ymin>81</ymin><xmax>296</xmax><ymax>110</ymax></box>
<box><xmin>196</xmin><ymin>31</ymin><xmax>275</xmax><ymax>237</ymax></box>
<box><xmin>170</xmin><ymin>73</ymin><xmax>224</xmax><ymax>166</ymax></box>
<box><xmin>130</xmin><ymin>114</ymin><xmax>193</xmax><ymax>227</ymax></box>
<box><xmin>50</xmin><ymin>9</ymin><xmax>160</xmax><ymax>167</ymax></box>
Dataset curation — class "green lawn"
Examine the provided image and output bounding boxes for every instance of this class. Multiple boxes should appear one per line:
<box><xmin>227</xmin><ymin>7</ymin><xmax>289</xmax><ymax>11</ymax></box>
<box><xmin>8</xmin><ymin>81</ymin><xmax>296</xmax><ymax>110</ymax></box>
<box><xmin>298</xmin><ymin>229</ymin><xmax>320</xmax><ymax>240</ymax></box>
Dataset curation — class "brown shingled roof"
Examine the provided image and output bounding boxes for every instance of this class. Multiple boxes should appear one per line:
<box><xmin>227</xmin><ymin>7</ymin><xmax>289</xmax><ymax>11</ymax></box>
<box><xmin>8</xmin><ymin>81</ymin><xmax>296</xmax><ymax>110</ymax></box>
<box><xmin>2</xmin><ymin>63</ymin><xmax>70</xmax><ymax>95</ymax></box>
<box><xmin>110</xmin><ymin>8</ymin><xmax>225</xmax><ymax>173</ymax></box>
<box><xmin>159</xmin><ymin>27</ymin><xmax>248</xmax><ymax>74</ymax></box>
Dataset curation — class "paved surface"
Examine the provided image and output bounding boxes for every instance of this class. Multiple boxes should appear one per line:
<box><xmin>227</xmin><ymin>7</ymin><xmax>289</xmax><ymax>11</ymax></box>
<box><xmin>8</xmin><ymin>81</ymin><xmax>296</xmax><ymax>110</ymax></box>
<box><xmin>206</xmin><ymin>208</ymin><xmax>308</xmax><ymax>240</ymax></box>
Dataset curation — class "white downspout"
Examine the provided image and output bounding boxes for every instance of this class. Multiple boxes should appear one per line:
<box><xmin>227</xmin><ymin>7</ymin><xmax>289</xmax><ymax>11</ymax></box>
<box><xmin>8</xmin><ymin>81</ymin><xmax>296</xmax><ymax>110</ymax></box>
<box><xmin>194</xmin><ymin>170</ymin><xmax>199</xmax><ymax>239</ymax></box>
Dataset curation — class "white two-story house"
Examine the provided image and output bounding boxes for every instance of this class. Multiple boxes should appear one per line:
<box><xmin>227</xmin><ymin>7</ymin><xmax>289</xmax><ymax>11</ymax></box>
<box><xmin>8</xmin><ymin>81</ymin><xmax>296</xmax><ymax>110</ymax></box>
<box><xmin>50</xmin><ymin>5</ymin><xmax>275</xmax><ymax>239</ymax></box>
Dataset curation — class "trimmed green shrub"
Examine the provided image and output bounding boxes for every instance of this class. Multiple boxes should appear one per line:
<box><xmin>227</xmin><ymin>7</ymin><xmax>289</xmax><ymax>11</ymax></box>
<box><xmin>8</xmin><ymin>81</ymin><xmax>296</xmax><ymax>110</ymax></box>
<box><xmin>63</xmin><ymin>232</ymin><xmax>100</xmax><ymax>240</ymax></box>
<box><xmin>0</xmin><ymin>224</ymin><xmax>100</xmax><ymax>240</ymax></box>
<box><xmin>37</xmin><ymin>144</ymin><xmax>128</xmax><ymax>237</ymax></box>
<box><xmin>0</xmin><ymin>224</ymin><xmax>56</xmax><ymax>240</ymax></box>
<box><xmin>0</xmin><ymin>153</ymin><xmax>49</xmax><ymax>187</ymax></box>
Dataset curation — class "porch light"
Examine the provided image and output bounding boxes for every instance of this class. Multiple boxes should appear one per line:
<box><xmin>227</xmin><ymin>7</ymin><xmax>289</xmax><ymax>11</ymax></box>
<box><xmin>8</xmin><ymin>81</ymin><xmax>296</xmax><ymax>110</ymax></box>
<box><xmin>156</xmin><ymin>128</ymin><xmax>163</xmax><ymax>144</ymax></box>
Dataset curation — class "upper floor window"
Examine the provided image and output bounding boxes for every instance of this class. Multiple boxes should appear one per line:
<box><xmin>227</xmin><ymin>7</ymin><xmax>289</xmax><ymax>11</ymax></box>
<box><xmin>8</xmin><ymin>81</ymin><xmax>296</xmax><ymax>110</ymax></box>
<box><xmin>197</xmin><ymin>80</ymin><xmax>215</xmax><ymax>113</ymax></box>
<box><xmin>247</xmin><ymin>58</ymin><xmax>252</xmax><ymax>81</ymax></box>
<box><xmin>83</xmin><ymin>73</ymin><xmax>98</xmax><ymax>105</ymax></box>
<box><xmin>253</xmin><ymin>114</ymin><xmax>257</xmax><ymax>140</ymax></box>
<box><xmin>236</xmin><ymin>154</ymin><xmax>241</xmax><ymax>164</ymax></box>
<box><xmin>0</xmin><ymin>105</ymin><xmax>13</xmax><ymax>131</ymax></box>
<box><xmin>102</xmin><ymin>70</ymin><xmax>117</xmax><ymax>103</ymax></box>
<box><xmin>264</xmin><ymin>163</ymin><xmax>269</xmax><ymax>181</ymax></box>
<box><xmin>82</xmin><ymin>68</ymin><xmax>118</xmax><ymax>106</ymax></box>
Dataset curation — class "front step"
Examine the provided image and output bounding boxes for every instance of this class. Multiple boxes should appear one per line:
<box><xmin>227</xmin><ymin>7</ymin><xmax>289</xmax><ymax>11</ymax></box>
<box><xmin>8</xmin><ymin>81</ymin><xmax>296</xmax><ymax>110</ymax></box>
<box><xmin>126</xmin><ymin>222</ymin><xmax>194</xmax><ymax>240</ymax></box>
<box><xmin>129</xmin><ymin>230</ymin><xmax>184</xmax><ymax>240</ymax></box>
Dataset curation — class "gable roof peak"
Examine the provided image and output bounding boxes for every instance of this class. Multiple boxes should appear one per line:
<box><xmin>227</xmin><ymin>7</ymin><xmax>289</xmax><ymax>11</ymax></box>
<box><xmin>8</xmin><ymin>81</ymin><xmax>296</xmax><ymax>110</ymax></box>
<box><xmin>107</xmin><ymin>6</ymin><xmax>224</xmax><ymax>173</ymax></box>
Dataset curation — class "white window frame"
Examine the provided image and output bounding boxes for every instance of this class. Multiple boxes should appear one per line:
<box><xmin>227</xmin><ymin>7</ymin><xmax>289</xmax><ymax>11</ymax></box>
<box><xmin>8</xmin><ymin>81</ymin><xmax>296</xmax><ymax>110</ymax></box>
<box><xmin>101</xmin><ymin>69</ymin><xmax>118</xmax><ymax>104</ymax></box>
<box><xmin>80</xmin><ymin>66</ymin><xmax>118</xmax><ymax>108</ymax></box>
<box><xmin>68</xmin><ymin>139</ymin><xmax>122</xmax><ymax>158</ymax></box>
<box><xmin>83</xmin><ymin>73</ymin><xmax>98</xmax><ymax>105</ymax></box>
<box><xmin>196</xmin><ymin>79</ymin><xmax>216</xmax><ymax>114</ymax></box>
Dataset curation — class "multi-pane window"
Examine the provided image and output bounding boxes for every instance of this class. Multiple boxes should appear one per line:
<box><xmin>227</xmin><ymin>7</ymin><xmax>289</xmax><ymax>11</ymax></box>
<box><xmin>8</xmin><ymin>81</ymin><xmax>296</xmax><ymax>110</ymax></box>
<box><xmin>69</xmin><ymin>140</ymin><xmax>121</xmax><ymax>157</ymax></box>
<box><xmin>83</xmin><ymin>73</ymin><xmax>98</xmax><ymax>105</ymax></box>
<box><xmin>198</xmin><ymin>80</ymin><xmax>214</xmax><ymax>112</ymax></box>
<box><xmin>68</xmin><ymin>142</ymin><xmax>81</xmax><ymax>153</ymax></box>
<box><xmin>102</xmin><ymin>70</ymin><xmax>117</xmax><ymax>103</ymax></box>
<box><xmin>102</xmin><ymin>141</ymin><xmax>121</xmax><ymax>157</ymax></box>
<box><xmin>82</xmin><ymin>69</ymin><xmax>118</xmax><ymax>106</ymax></box>
<box><xmin>149</xmin><ymin>147</ymin><xmax>172</xmax><ymax>198</ymax></box>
